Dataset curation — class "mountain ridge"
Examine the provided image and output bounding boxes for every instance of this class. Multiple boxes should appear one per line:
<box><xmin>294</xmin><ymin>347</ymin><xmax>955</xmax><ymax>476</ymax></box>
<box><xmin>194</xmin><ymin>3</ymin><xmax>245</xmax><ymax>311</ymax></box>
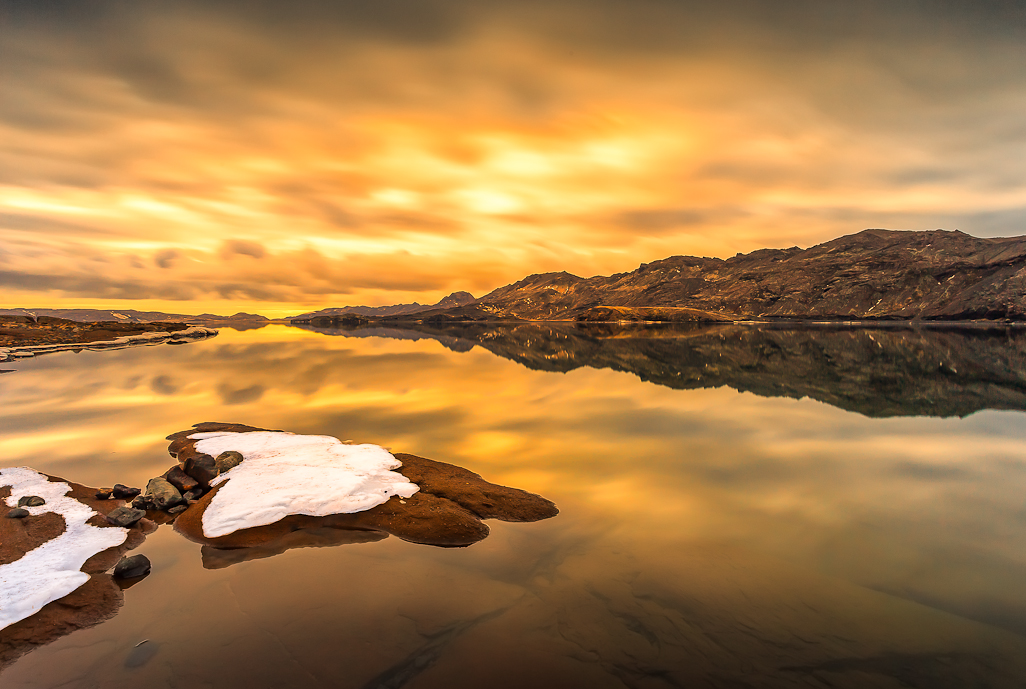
<box><xmin>390</xmin><ymin>229</ymin><xmax>1026</xmax><ymax>322</ymax></box>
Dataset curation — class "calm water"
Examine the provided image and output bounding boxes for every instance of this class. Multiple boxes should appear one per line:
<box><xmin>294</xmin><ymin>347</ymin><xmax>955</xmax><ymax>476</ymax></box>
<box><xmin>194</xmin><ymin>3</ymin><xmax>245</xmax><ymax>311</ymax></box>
<box><xmin>2</xmin><ymin>323</ymin><xmax>1026</xmax><ymax>688</ymax></box>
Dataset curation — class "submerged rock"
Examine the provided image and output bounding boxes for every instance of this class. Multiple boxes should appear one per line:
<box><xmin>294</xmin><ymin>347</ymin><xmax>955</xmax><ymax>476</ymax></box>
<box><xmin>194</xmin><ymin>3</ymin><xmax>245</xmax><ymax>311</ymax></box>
<box><xmin>113</xmin><ymin>554</ymin><xmax>151</xmax><ymax>579</ymax></box>
<box><xmin>144</xmin><ymin>478</ymin><xmax>184</xmax><ymax>511</ymax></box>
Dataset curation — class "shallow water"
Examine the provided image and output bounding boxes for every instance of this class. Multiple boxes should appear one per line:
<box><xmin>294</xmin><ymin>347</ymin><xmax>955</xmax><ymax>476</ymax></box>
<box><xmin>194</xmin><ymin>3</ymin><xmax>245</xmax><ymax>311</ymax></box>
<box><xmin>2</xmin><ymin>323</ymin><xmax>1026</xmax><ymax>688</ymax></box>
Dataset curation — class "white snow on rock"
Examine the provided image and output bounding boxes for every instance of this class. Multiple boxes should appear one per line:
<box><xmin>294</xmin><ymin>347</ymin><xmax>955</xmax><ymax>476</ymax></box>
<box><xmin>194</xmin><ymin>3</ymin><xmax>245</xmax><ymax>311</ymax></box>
<box><xmin>0</xmin><ymin>468</ymin><xmax>129</xmax><ymax>631</ymax></box>
<box><xmin>190</xmin><ymin>431</ymin><xmax>420</xmax><ymax>538</ymax></box>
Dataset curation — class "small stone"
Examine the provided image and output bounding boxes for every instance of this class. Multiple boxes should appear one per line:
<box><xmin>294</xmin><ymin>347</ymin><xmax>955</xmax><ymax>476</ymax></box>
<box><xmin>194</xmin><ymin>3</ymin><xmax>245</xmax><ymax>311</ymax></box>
<box><xmin>167</xmin><ymin>504</ymin><xmax>188</xmax><ymax>515</ymax></box>
<box><xmin>112</xmin><ymin>484</ymin><xmax>142</xmax><ymax>500</ymax></box>
<box><xmin>18</xmin><ymin>496</ymin><xmax>45</xmax><ymax>507</ymax></box>
<box><xmin>113</xmin><ymin>554</ymin><xmax>151</xmax><ymax>579</ymax></box>
<box><xmin>215</xmin><ymin>450</ymin><xmax>244</xmax><ymax>473</ymax></box>
<box><xmin>131</xmin><ymin>495</ymin><xmax>152</xmax><ymax>510</ymax></box>
<box><xmin>182</xmin><ymin>489</ymin><xmax>204</xmax><ymax>502</ymax></box>
<box><xmin>184</xmin><ymin>454</ymin><xmax>218</xmax><ymax>486</ymax></box>
<box><xmin>95</xmin><ymin>488</ymin><xmax>113</xmax><ymax>500</ymax></box>
<box><xmin>145</xmin><ymin>477</ymin><xmax>184</xmax><ymax>510</ymax></box>
<box><xmin>105</xmin><ymin>506</ymin><xmax>147</xmax><ymax>527</ymax></box>
<box><xmin>5</xmin><ymin>508</ymin><xmax>29</xmax><ymax>519</ymax></box>
<box><xmin>165</xmin><ymin>466</ymin><xmax>199</xmax><ymax>493</ymax></box>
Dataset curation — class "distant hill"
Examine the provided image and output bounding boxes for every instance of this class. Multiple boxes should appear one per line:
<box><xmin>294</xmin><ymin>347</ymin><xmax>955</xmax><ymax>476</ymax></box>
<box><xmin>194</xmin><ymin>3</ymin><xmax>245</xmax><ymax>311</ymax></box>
<box><xmin>0</xmin><ymin>309</ymin><xmax>269</xmax><ymax>323</ymax></box>
<box><xmin>290</xmin><ymin>291</ymin><xmax>476</xmax><ymax>320</ymax></box>
<box><xmin>392</xmin><ymin>229</ymin><xmax>1026</xmax><ymax>322</ymax></box>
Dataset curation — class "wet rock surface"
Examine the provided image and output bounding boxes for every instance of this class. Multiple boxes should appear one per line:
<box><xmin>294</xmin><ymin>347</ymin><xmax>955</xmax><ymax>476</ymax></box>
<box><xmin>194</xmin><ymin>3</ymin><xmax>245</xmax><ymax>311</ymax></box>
<box><xmin>105</xmin><ymin>507</ymin><xmax>146</xmax><ymax>527</ymax></box>
<box><xmin>113</xmin><ymin>554</ymin><xmax>151</xmax><ymax>579</ymax></box>
<box><xmin>145</xmin><ymin>478</ymin><xmax>184</xmax><ymax>511</ymax></box>
<box><xmin>183</xmin><ymin>454</ymin><xmax>217</xmax><ymax>487</ymax></box>
<box><xmin>164</xmin><ymin>466</ymin><xmax>199</xmax><ymax>493</ymax></box>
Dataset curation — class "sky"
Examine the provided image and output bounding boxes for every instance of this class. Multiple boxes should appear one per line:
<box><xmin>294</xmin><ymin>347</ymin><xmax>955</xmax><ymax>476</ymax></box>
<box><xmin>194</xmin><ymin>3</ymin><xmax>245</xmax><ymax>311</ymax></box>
<box><xmin>2</xmin><ymin>0</ymin><xmax>1026</xmax><ymax>316</ymax></box>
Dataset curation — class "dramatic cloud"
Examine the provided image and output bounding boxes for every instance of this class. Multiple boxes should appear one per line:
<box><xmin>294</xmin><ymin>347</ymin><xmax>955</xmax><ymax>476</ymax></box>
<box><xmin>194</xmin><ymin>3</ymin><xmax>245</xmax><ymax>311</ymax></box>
<box><xmin>2</xmin><ymin>0</ymin><xmax>1026</xmax><ymax>314</ymax></box>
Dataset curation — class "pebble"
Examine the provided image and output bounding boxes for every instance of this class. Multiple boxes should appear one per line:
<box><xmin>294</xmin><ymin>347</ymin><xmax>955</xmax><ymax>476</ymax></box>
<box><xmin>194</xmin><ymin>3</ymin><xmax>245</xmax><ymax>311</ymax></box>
<box><xmin>5</xmin><ymin>508</ymin><xmax>29</xmax><ymax>519</ymax></box>
<box><xmin>18</xmin><ymin>496</ymin><xmax>45</xmax><ymax>507</ymax></box>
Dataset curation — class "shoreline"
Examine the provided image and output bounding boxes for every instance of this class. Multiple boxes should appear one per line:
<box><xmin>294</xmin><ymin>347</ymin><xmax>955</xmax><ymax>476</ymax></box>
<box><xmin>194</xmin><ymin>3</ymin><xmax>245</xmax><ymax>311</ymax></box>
<box><xmin>0</xmin><ymin>326</ymin><xmax>218</xmax><ymax>363</ymax></box>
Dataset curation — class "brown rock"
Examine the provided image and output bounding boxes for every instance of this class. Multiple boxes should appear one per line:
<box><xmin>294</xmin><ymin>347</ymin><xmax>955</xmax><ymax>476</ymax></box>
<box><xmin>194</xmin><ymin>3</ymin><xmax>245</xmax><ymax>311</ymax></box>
<box><xmin>215</xmin><ymin>450</ymin><xmax>244</xmax><ymax>473</ymax></box>
<box><xmin>164</xmin><ymin>466</ymin><xmax>199</xmax><ymax>493</ymax></box>
<box><xmin>144</xmin><ymin>477</ymin><xmax>184</xmax><ymax>511</ymax></box>
<box><xmin>183</xmin><ymin>454</ymin><xmax>217</xmax><ymax>486</ymax></box>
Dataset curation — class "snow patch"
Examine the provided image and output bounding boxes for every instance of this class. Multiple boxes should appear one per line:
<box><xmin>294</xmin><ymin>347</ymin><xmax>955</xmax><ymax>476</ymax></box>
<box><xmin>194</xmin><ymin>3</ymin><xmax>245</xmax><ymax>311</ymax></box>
<box><xmin>190</xmin><ymin>431</ymin><xmax>420</xmax><ymax>538</ymax></box>
<box><xmin>0</xmin><ymin>468</ymin><xmax>128</xmax><ymax>631</ymax></box>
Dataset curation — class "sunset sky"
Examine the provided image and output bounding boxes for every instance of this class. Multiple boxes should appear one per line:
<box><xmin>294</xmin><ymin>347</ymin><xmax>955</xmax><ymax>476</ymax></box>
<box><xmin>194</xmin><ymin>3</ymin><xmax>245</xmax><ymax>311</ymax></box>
<box><xmin>3</xmin><ymin>0</ymin><xmax>1026</xmax><ymax>316</ymax></box>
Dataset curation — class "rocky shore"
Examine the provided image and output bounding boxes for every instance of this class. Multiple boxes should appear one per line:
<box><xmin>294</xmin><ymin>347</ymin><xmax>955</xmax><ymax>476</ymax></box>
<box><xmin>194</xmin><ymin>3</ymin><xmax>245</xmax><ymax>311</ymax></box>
<box><xmin>0</xmin><ymin>316</ymin><xmax>217</xmax><ymax>364</ymax></box>
<box><xmin>0</xmin><ymin>422</ymin><xmax>558</xmax><ymax>670</ymax></box>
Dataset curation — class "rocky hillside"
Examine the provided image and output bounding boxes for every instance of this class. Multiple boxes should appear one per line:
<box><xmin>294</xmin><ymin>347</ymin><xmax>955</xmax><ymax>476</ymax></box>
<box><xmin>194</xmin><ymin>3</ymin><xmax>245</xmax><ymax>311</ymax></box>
<box><xmin>415</xmin><ymin>230</ymin><xmax>1026</xmax><ymax>322</ymax></box>
<box><xmin>291</xmin><ymin>291</ymin><xmax>476</xmax><ymax>319</ymax></box>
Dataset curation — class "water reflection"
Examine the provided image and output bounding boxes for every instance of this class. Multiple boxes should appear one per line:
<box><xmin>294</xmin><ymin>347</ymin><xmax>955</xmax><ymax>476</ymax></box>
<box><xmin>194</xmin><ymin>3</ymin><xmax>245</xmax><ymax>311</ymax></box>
<box><xmin>0</xmin><ymin>325</ymin><xmax>1025</xmax><ymax>687</ymax></box>
<box><xmin>296</xmin><ymin>321</ymin><xmax>1026</xmax><ymax>417</ymax></box>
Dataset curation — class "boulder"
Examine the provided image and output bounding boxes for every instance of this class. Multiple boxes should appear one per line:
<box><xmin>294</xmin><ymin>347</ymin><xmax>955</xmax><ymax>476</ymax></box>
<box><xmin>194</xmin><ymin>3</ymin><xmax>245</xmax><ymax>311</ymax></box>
<box><xmin>5</xmin><ymin>507</ymin><xmax>29</xmax><ymax>519</ymax></box>
<box><xmin>215</xmin><ymin>451</ymin><xmax>244</xmax><ymax>473</ymax></box>
<box><xmin>145</xmin><ymin>477</ymin><xmax>184</xmax><ymax>511</ymax></box>
<box><xmin>105</xmin><ymin>506</ymin><xmax>146</xmax><ymax>527</ymax></box>
<box><xmin>131</xmin><ymin>495</ymin><xmax>152</xmax><ymax>510</ymax></box>
<box><xmin>112</xmin><ymin>484</ymin><xmax>141</xmax><ymax>500</ymax></box>
<box><xmin>165</xmin><ymin>466</ymin><xmax>199</xmax><ymax>493</ymax></box>
<box><xmin>17</xmin><ymin>496</ymin><xmax>45</xmax><ymax>507</ymax></box>
<box><xmin>113</xmin><ymin>554</ymin><xmax>151</xmax><ymax>579</ymax></box>
<box><xmin>183</xmin><ymin>454</ymin><xmax>218</xmax><ymax>486</ymax></box>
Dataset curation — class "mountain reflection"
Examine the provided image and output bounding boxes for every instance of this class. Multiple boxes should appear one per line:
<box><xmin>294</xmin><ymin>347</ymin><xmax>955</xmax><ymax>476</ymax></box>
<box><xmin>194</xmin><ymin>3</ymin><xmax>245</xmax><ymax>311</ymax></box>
<box><xmin>293</xmin><ymin>322</ymin><xmax>1026</xmax><ymax>418</ymax></box>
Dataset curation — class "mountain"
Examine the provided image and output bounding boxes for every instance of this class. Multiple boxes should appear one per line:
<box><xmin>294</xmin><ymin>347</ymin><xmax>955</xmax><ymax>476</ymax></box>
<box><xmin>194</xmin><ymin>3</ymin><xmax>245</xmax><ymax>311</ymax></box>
<box><xmin>192</xmin><ymin>312</ymin><xmax>269</xmax><ymax>322</ymax></box>
<box><xmin>290</xmin><ymin>291</ymin><xmax>476</xmax><ymax>321</ymax></box>
<box><xmin>301</xmin><ymin>320</ymin><xmax>1026</xmax><ymax>418</ymax></box>
<box><xmin>396</xmin><ymin>230</ymin><xmax>1026</xmax><ymax>322</ymax></box>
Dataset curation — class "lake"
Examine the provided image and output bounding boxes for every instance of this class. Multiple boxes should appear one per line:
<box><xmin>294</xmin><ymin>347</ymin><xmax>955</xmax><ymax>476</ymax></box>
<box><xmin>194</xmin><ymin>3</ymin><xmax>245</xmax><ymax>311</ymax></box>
<box><xmin>2</xmin><ymin>322</ymin><xmax>1026</xmax><ymax>688</ymax></box>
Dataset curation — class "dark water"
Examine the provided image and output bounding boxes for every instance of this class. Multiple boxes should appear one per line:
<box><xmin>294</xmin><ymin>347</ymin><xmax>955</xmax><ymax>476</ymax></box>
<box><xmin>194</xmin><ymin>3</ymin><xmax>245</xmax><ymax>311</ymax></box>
<box><xmin>2</xmin><ymin>323</ymin><xmax>1026</xmax><ymax>688</ymax></box>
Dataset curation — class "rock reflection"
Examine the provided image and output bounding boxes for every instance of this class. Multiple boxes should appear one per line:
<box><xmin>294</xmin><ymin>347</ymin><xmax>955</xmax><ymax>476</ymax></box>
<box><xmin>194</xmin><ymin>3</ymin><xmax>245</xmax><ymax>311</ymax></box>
<box><xmin>296</xmin><ymin>322</ymin><xmax>1026</xmax><ymax>417</ymax></box>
